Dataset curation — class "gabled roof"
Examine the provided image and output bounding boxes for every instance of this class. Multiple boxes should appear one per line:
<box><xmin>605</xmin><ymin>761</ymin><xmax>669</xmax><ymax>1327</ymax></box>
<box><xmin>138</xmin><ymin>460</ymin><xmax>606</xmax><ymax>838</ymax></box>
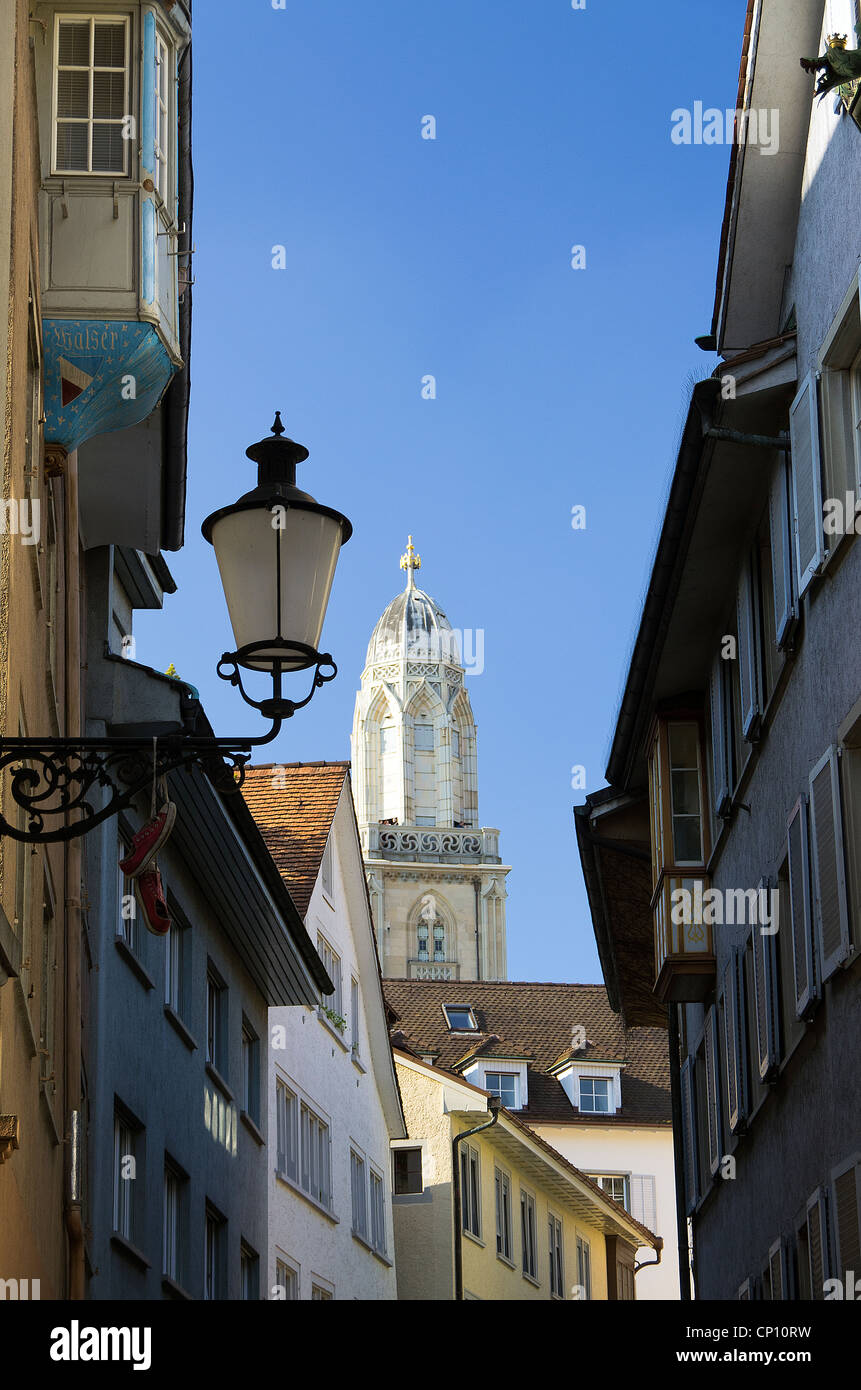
<box><xmin>242</xmin><ymin>762</ymin><xmax>348</xmax><ymax>918</ymax></box>
<box><xmin>383</xmin><ymin>979</ymin><xmax>670</xmax><ymax>1125</ymax></box>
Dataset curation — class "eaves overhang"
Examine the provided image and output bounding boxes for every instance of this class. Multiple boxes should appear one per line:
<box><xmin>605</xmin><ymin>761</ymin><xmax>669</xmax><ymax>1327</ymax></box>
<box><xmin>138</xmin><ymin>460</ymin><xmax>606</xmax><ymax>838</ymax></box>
<box><xmin>711</xmin><ymin>0</ymin><xmax>822</xmax><ymax>353</ymax></box>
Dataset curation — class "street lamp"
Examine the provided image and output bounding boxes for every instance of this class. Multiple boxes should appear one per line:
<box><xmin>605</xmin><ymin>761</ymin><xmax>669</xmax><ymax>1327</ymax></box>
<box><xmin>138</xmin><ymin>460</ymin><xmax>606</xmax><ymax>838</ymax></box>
<box><xmin>0</xmin><ymin>414</ymin><xmax>352</xmax><ymax>843</ymax></box>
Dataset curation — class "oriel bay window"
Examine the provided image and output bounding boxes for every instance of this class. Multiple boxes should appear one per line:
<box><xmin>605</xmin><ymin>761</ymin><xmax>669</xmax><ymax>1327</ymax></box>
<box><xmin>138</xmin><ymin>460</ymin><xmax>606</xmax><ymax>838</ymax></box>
<box><xmin>53</xmin><ymin>16</ymin><xmax>130</xmax><ymax>176</ymax></box>
<box><xmin>647</xmin><ymin>711</ymin><xmax>715</xmax><ymax>1004</ymax></box>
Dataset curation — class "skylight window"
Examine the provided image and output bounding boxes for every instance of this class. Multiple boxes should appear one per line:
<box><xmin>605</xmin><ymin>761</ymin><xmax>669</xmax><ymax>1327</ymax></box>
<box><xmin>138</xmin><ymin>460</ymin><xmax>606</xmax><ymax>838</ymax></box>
<box><xmin>443</xmin><ymin>1004</ymin><xmax>477</xmax><ymax>1032</ymax></box>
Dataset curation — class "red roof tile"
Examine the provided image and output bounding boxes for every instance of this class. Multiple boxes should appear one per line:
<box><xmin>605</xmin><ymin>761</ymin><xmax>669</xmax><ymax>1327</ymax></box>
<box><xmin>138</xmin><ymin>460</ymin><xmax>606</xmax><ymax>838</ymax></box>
<box><xmin>383</xmin><ymin>979</ymin><xmax>670</xmax><ymax>1126</ymax></box>
<box><xmin>242</xmin><ymin>762</ymin><xmax>348</xmax><ymax>918</ymax></box>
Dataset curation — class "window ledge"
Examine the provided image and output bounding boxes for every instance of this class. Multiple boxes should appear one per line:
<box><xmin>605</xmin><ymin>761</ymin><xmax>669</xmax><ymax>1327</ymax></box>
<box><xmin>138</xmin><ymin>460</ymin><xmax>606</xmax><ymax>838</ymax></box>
<box><xmin>462</xmin><ymin>1228</ymin><xmax>485</xmax><ymax>1248</ymax></box>
<box><xmin>392</xmin><ymin>1191</ymin><xmax>432</xmax><ymax>1205</ymax></box>
<box><xmin>351</xmin><ymin>1049</ymin><xmax>367</xmax><ymax>1074</ymax></box>
<box><xmin>275</xmin><ymin>1169</ymin><xmax>339</xmax><ymax>1225</ymax></box>
<box><xmin>39</xmin><ymin>1081</ymin><xmax>62</xmax><ymax>1146</ymax></box>
<box><xmin>496</xmin><ymin>1251</ymin><xmax>516</xmax><ymax>1270</ymax></box>
<box><xmin>351</xmin><ymin>1229</ymin><xmax>392</xmax><ymax>1266</ymax></box>
<box><xmin>522</xmin><ymin>1271</ymin><xmax>540</xmax><ymax>1288</ymax></box>
<box><xmin>164</xmin><ymin>1003</ymin><xmax>197</xmax><ymax>1051</ymax></box>
<box><xmin>240</xmin><ymin>1110</ymin><xmax>265</xmax><ymax>1146</ymax></box>
<box><xmin>111</xmin><ymin>1233</ymin><xmax>151</xmax><ymax>1271</ymax></box>
<box><xmin>162</xmin><ymin>1274</ymin><xmax>193</xmax><ymax>1300</ymax></box>
<box><xmin>317</xmin><ymin>1008</ymin><xmax>349</xmax><ymax>1050</ymax></box>
<box><xmin>114</xmin><ymin>937</ymin><xmax>155</xmax><ymax>992</ymax></box>
<box><xmin>205</xmin><ymin>1060</ymin><xmax>233</xmax><ymax>1102</ymax></box>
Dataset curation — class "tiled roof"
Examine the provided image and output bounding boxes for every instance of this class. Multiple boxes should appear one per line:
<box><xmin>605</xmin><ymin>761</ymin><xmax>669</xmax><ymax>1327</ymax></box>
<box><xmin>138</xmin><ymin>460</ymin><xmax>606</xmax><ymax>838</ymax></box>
<box><xmin>242</xmin><ymin>762</ymin><xmax>349</xmax><ymax>918</ymax></box>
<box><xmin>383</xmin><ymin>979</ymin><xmax>670</xmax><ymax>1126</ymax></box>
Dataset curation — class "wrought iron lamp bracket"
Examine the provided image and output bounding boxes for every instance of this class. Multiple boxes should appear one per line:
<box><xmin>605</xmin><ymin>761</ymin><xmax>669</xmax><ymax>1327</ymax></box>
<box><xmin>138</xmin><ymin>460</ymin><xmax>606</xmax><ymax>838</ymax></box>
<box><xmin>0</xmin><ymin>645</ymin><xmax>335</xmax><ymax>845</ymax></box>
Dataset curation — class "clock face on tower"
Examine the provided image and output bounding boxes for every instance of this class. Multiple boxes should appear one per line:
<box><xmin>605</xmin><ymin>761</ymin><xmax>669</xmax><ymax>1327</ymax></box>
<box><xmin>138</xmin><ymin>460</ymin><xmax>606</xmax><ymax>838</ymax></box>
<box><xmin>351</xmin><ymin>542</ymin><xmax>509</xmax><ymax>982</ymax></box>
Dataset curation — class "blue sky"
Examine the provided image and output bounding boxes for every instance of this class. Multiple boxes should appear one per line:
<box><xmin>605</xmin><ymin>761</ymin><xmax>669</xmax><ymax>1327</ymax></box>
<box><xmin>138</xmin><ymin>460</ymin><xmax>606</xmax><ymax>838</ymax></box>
<box><xmin>136</xmin><ymin>0</ymin><xmax>749</xmax><ymax>983</ymax></box>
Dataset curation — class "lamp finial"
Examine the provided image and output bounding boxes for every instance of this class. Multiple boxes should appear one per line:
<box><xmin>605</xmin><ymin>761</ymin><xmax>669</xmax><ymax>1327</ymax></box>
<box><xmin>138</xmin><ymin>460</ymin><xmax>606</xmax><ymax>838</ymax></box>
<box><xmin>271</xmin><ymin>411</ymin><xmax>285</xmax><ymax>437</ymax></box>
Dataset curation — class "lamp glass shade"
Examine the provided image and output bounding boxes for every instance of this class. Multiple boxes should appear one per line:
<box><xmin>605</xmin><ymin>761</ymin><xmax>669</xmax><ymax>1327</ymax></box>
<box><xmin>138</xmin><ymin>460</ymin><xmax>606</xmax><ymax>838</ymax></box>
<box><xmin>209</xmin><ymin>503</ymin><xmax>345</xmax><ymax>671</ymax></box>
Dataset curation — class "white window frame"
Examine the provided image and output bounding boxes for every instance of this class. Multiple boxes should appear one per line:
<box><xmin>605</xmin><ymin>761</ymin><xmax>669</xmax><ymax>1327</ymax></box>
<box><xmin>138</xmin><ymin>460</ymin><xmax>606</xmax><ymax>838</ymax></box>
<box><xmin>317</xmin><ymin>933</ymin><xmax>342</xmax><ymax>1018</ymax></box>
<box><xmin>300</xmin><ymin>1100</ymin><xmax>332</xmax><ymax>1211</ymax></box>
<box><xmin>576</xmin><ymin>1233</ymin><xmax>592</xmax><ymax>1300</ymax></box>
<box><xmin>443</xmin><ymin>1003</ymin><xmax>477</xmax><ymax>1032</ymax></box>
<box><xmin>809</xmin><ymin>746</ymin><xmax>851</xmax><ymax>982</ymax></box>
<box><xmin>320</xmin><ymin>836</ymin><xmax>334</xmax><ymax>902</ymax></box>
<box><xmin>369</xmin><ymin>1166</ymin><xmax>386</xmax><ymax>1255</ymax></box>
<box><xmin>578</xmin><ymin>1075</ymin><xmax>613</xmax><ymax>1114</ymax></box>
<box><xmin>117</xmin><ymin>833</ymin><xmax>136</xmax><ymax>953</ymax></box>
<box><xmin>589</xmin><ymin>1174</ymin><xmax>631</xmax><ymax>1209</ymax></box>
<box><xmin>112</xmin><ymin>1111</ymin><xmax>135</xmax><ymax>1240</ymax></box>
<box><xmin>460</xmin><ymin>1142</ymin><xmax>481</xmax><ymax>1239</ymax></box>
<box><xmin>549</xmin><ymin>1213</ymin><xmax>565</xmax><ymax>1297</ymax></box>
<box><xmin>51</xmin><ymin>13</ymin><xmax>131</xmax><ymax>177</ymax></box>
<box><xmin>154</xmin><ymin>31</ymin><xmax>171</xmax><ymax>202</ymax></box>
<box><xmin>520</xmin><ymin>1188</ymin><xmax>538</xmax><ymax>1281</ymax></box>
<box><xmin>275</xmin><ymin>1076</ymin><xmax>299</xmax><ymax>1184</ymax></box>
<box><xmin>789</xmin><ymin>372</ymin><xmax>825</xmax><ymax>598</ymax></box>
<box><xmin>163</xmin><ymin>1162</ymin><xmax>181</xmax><ymax>1282</ymax></box>
<box><xmin>274</xmin><ymin>1253</ymin><xmax>299</xmax><ymax>1301</ymax></box>
<box><xmin>494</xmin><ymin>1166</ymin><xmax>513</xmax><ymax>1264</ymax></box>
<box><xmin>483</xmin><ymin>1071</ymin><xmax>519</xmax><ymax>1109</ymax></box>
<box><xmin>350</xmin><ymin>1147</ymin><xmax>368</xmax><ymax>1240</ymax></box>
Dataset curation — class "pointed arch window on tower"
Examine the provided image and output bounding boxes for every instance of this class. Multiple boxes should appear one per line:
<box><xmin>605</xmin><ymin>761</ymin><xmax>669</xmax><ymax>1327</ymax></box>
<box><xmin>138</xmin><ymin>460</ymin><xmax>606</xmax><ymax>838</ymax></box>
<box><xmin>416</xmin><ymin>918</ymin><xmax>446</xmax><ymax>961</ymax></box>
<box><xmin>414</xmin><ymin>723</ymin><xmax>434</xmax><ymax>751</ymax></box>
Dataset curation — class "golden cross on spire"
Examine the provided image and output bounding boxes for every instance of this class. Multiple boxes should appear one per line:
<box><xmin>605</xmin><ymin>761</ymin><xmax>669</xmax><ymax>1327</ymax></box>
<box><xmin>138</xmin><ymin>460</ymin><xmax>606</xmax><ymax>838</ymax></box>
<box><xmin>400</xmin><ymin>535</ymin><xmax>421</xmax><ymax>588</ymax></box>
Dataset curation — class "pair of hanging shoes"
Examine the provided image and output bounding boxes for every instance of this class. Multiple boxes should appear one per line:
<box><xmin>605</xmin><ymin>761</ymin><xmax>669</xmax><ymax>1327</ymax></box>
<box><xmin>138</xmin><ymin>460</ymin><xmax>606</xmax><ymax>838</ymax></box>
<box><xmin>119</xmin><ymin>801</ymin><xmax>176</xmax><ymax>936</ymax></box>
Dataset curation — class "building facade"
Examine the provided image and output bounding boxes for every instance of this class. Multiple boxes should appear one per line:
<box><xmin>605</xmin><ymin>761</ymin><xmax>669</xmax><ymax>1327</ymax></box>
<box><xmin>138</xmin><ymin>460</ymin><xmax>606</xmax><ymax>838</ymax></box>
<box><xmin>577</xmin><ymin>0</ymin><xmax>861</xmax><ymax>1301</ymax></box>
<box><xmin>385</xmin><ymin>978</ymin><xmax>678</xmax><ymax>1298</ymax></box>
<box><xmin>352</xmin><ymin>539</ymin><xmax>510</xmax><ymax>981</ymax></box>
<box><xmin>242</xmin><ymin>762</ymin><xmax>405</xmax><ymax>1301</ymax></box>
<box><xmin>391</xmin><ymin>1049</ymin><xmax>660</xmax><ymax>1301</ymax></box>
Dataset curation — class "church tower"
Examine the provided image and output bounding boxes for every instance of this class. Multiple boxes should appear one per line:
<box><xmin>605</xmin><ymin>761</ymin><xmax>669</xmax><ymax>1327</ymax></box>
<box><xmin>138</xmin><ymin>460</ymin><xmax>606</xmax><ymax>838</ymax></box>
<box><xmin>351</xmin><ymin>538</ymin><xmax>509</xmax><ymax>981</ymax></box>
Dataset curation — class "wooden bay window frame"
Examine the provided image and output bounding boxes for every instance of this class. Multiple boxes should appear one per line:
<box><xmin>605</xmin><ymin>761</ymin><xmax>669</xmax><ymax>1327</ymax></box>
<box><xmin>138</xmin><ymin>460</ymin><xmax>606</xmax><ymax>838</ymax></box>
<box><xmin>647</xmin><ymin>709</ymin><xmax>715</xmax><ymax>1003</ymax></box>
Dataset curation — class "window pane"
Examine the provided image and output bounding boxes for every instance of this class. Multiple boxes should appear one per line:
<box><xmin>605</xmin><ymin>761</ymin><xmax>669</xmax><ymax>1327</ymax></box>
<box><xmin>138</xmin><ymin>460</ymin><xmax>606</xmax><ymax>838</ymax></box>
<box><xmin>669</xmin><ymin>723</ymin><xmax>699</xmax><ymax>768</ymax></box>
<box><xmin>56</xmin><ymin>124</ymin><xmax>88</xmax><ymax>171</ymax></box>
<box><xmin>93</xmin><ymin>70</ymin><xmax>125</xmax><ymax>119</ymax></box>
<box><xmin>58</xmin><ymin>21</ymin><xmax>90</xmax><ymax>66</ymax></box>
<box><xmin>415</xmin><ymin>723</ymin><xmax>434</xmax><ymax>751</ymax></box>
<box><xmin>93</xmin><ymin>23</ymin><xmax>125</xmax><ymax>68</ymax></box>
<box><xmin>92</xmin><ymin>124</ymin><xmax>125</xmax><ymax>173</ymax></box>
<box><xmin>57</xmin><ymin>71</ymin><xmax>89</xmax><ymax>118</ymax></box>
<box><xmin>673</xmin><ymin>816</ymin><xmax>702</xmax><ymax>863</ymax></box>
<box><xmin>671</xmin><ymin>770</ymin><xmax>701</xmax><ymax>817</ymax></box>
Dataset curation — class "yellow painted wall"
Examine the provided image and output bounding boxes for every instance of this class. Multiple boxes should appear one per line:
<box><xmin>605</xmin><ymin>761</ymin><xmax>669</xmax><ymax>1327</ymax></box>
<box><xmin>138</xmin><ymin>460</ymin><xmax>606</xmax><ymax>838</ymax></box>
<box><xmin>393</xmin><ymin>1058</ymin><xmax>614</xmax><ymax>1301</ymax></box>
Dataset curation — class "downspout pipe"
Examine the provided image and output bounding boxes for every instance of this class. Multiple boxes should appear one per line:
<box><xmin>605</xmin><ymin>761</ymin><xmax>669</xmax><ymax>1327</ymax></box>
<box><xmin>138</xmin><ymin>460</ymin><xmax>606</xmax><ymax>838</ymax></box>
<box><xmin>64</xmin><ymin>451</ymin><xmax>85</xmax><ymax>1299</ymax></box>
<box><xmin>451</xmin><ymin>1096</ymin><xmax>500</xmax><ymax>1300</ymax></box>
<box><xmin>634</xmin><ymin>1235</ymin><xmax>664</xmax><ymax>1274</ymax></box>
<box><xmin>472</xmin><ymin>877</ymin><xmax>481</xmax><ymax>979</ymax></box>
<box><xmin>668</xmin><ymin>1004</ymin><xmax>692</xmax><ymax>1300</ymax></box>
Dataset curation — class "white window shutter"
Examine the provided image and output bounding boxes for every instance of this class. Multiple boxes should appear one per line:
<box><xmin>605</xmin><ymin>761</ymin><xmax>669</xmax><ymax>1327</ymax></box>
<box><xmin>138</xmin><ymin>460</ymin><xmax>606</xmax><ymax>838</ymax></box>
<box><xmin>787</xmin><ymin>795</ymin><xmax>817</xmax><ymax>1019</ymax></box>
<box><xmin>721</xmin><ymin>950</ymin><xmax>746</xmax><ymax>1134</ymax></box>
<box><xmin>809</xmin><ymin>748</ymin><xmax>851</xmax><ymax>981</ymax></box>
<box><xmin>630</xmin><ymin>1174</ymin><xmax>657</xmax><ymax>1233</ymax></box>
<box><xmin>737</xmin><ymin>556</ymin><xmax>761</xmax><ymax>741</ymax></box>
<box><xmin>789</xmin><ymin>373</ymin><xmax>824</xmax><ymax>597</ymax></box>
<box><xmin>703</xmin><ymin>1006</ymin><xmax>722</xmax><ymax>1176</ymax></box>
<box><xmin>820</xmin><ymin>368</ymin><xmax>855</xmax><ymax>557</ymax></box>
<box><xmin>768</xmin><ymin>454</ymin><xmax>795</xmax><ymax>648</ymax></box>
<box><xmin>679</xmin><ymin>1057</ymin><xmax>698</xmax><ymax>1215</ymax></box>
<box><xmin>752</xmin><ymin>913</ymin><xmax>779</xmax><ymax>1080</ymax></box>
<box><xmin>806</xmin><ymin>1189</ymin><xmax>831</xmax><ymax>1300</ymax></box>
<box><xmin>709</xmin><ymin>655</ymin><xmax>731</xmax><ymax>818</ymax></box>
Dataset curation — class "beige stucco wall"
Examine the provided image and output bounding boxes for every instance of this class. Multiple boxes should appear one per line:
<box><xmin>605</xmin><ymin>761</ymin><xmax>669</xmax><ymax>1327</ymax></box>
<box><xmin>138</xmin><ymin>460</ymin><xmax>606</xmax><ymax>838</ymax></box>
<box><xmin>394</xmin><ymin>1058</ymin><xmax>626</xmax><ymax>1301</ymax></box>
<box><xmin>534</xmin><ymin>1123</ymin><xmax>679</xmax><ymax>1300</ymax></box>
<box><xmin>0</xmin><ymin>0</ymin><xmax>69</xmax><ymax>1300</ymax></box>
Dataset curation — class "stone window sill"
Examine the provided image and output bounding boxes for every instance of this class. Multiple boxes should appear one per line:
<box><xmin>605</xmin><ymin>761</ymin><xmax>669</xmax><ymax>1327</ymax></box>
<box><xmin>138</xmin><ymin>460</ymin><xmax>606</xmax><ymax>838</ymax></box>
<box><xmin>164</xmin><ymin>1003</ymin><xmax>197</xmax><ymax>1051</ymax></box>
<box><xmin>205</xmin><ymin>1060</ymin><xmax>233</xmax><ymax>1103</ymax></box>
<box><xmin>240</xmin><ymin>1109</ymin><xmax>265</xmax><ymax>1146</ymax></box>
<box><xmin>111</xmin><ymin>1232</ymin><xmax>151</xmax><ymax>1271</ymax></box>
<box><xmin>115</xmin><ymin>936</ymin><xmax>154</xmax><ymax>992</ymax></box>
